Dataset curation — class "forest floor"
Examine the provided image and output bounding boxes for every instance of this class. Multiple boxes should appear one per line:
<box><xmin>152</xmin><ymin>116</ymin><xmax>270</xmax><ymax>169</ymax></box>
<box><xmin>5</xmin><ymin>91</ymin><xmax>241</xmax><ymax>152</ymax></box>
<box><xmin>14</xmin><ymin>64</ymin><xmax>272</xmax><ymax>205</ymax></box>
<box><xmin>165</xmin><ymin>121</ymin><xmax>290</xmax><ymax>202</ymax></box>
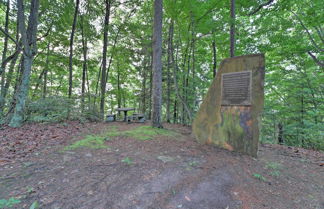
<box><xmin>0</xmin><ymin>121</ymin><xmax>323</xmax><ymax>209</ymax></box>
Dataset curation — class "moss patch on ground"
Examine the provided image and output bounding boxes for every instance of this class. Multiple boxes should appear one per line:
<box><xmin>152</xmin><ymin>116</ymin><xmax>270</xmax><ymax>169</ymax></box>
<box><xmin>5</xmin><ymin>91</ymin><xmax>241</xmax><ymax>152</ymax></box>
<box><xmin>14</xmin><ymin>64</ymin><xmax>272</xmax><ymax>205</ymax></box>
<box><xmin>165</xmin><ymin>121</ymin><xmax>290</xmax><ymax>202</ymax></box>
<box><xmin>64</xmin><ymin>126</ymin><xmax>118</xmax><ymax>150</ymax></box>
<box><xmin>64</xmin><ymin>125</ymin><xmax>177</xmax><ymax>150</ymax></box>
<box><xmin>64</xmin><ymin>135</ymin><xmax>109</xmax><ymax>150</ymax></box>
<box><xmin>112</xmin><ymin>126</ymin><xmax>178</xmax><ymax>141</ymax></box>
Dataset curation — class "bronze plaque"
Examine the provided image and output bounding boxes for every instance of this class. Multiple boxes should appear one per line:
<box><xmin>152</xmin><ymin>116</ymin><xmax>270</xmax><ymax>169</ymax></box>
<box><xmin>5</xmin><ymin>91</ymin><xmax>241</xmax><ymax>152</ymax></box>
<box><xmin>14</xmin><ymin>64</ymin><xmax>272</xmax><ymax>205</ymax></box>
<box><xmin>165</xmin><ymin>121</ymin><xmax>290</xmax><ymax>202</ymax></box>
<box><xmin>221</xmin><ymin>71</ymin><xmax>252</xmax><ymax>105</ymax></box>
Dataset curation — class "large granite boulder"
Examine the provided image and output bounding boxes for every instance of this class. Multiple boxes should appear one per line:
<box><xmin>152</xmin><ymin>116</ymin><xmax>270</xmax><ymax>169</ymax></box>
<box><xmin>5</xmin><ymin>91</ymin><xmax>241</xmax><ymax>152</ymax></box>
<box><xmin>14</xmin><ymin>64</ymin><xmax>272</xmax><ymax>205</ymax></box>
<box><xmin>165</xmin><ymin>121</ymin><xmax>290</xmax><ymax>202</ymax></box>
<box><xmin>192</xmin><ymin>54</ymin><xmax>265</xmax><ymax>157</ymax></box>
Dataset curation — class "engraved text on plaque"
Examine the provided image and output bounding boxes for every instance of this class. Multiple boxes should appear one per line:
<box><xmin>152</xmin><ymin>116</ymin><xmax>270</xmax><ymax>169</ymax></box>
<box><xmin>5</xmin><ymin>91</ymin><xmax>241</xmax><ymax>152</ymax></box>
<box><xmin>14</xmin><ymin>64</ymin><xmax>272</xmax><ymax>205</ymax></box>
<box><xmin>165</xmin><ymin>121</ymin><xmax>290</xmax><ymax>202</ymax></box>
<box><xmin>221</xmin><ymin>71</ymin><xmax>252</xmax><ymax>105</ymax></box>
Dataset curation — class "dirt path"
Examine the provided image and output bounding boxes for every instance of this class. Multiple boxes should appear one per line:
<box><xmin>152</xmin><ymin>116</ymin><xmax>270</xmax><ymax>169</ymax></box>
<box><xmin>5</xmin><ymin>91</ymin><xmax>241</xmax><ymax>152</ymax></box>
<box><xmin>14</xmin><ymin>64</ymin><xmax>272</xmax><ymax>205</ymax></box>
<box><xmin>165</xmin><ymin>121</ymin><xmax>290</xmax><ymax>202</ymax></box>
<box><xmin>0</xmin><ymin>122</ymin><xmax>323</xmax><ymax>209</ymax></box>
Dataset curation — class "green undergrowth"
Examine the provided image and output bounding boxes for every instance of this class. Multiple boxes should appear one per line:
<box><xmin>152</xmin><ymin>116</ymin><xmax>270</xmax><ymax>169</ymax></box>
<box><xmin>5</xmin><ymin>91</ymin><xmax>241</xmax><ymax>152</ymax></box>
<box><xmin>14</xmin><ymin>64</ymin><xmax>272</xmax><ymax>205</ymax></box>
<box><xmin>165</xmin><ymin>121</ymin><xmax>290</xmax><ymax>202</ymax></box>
<box><xmin>64</xmin><ymin>135</ymin><xmax>110</xmax><ymax>150</ymax></box>
<box><xmin>64</xmin><ymin>126</ymin><xmax>118</xmax><ymax>150</ymax></box>
<box><xmin>114</xmin><ymin>126</ymin><xmax>178</xmax><ymax>141</ymax></box>
<box><xmin>0</xmin><ymin>197</ymin><xmax>21</xmax><ymax>208</ymax></box>
<box><xmin>64</xmin><ymin>125</ymin><xmax>178</xmax><ymax>150</ymax></box>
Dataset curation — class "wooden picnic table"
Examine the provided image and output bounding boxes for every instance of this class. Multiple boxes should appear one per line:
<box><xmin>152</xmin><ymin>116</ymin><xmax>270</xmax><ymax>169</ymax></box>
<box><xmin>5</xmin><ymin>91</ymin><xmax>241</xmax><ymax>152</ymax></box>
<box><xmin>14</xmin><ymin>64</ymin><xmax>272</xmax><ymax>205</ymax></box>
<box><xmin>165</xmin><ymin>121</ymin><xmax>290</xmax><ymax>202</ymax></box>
<box><xmin>115</xmin><ymin>107</ymin><xmax>135</xmax><ymax>122</ymax></box>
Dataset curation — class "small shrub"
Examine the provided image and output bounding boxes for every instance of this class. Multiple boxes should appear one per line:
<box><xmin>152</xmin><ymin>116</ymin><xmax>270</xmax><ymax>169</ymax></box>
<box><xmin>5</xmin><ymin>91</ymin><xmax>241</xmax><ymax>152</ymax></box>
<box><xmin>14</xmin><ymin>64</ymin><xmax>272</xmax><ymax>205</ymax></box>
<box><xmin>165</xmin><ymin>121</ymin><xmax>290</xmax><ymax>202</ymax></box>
<box><xmin>121</xmin><ymin>157</ymin><xmax>133</xmax><ymax>165</ymax></box>
<box><xmin>26</xmin><ymin>97</ymin><xmax>75</xmax><ymax>123</ymax></box>
<box><xmin>81</xmin><ymin>104</ymin><xmax>101</xmax><ymax>122</ymax></box>
<box><xmin>265</xmin><ymin>162</ymin><xmax>281</xmax><ymax>170</ymax></box>
<box><xmin>29</xmin><ymin>201</ymin><xmax>39</xmax><ymax>209</ymax></box>
<box><xmin>270</xmin><ymin>170</ymin><xmax>281</xmax><ymax>177</ymax></box>
<box><xmin>252</xmin><ymin>173</ymin><xmax>267</xmax><ymax>182</ymax></box>
<box><xmin>0</xmin><ymin>197</ymin><xmax>21</xmax><ymax>208</ymax></box>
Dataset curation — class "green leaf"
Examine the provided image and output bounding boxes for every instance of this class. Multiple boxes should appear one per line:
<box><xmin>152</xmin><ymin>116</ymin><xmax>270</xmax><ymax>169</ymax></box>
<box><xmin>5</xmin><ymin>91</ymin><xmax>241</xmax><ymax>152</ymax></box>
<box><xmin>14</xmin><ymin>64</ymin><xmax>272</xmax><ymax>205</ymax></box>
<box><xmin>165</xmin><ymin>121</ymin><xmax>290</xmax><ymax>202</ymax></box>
<box><xmin>30</xmin><ymin>201</ymin><xmax>39</xmax><ymax>209</ymax></box>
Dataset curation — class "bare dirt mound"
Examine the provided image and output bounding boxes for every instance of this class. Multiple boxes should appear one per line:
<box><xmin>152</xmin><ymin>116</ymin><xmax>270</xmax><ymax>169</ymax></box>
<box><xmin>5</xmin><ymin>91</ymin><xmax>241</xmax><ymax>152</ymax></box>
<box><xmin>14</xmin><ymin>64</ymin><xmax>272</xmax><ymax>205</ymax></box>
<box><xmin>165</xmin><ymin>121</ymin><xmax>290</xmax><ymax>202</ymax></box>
<box><xmin>0</xmin><ymin>122</ymin><xmax>323</xmax><ymax>209</ymax></box>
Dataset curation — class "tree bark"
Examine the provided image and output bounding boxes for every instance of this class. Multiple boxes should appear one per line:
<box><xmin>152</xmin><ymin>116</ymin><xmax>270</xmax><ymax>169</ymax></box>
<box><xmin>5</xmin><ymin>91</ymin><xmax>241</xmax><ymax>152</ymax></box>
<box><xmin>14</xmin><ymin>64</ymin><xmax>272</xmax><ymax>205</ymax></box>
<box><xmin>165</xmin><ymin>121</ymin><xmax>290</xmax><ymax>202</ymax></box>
<box><xmin>100</xmin><ymin>0</ymin><xmax>111</xmax><ymax>119</ymax></box>
<box><xmin>0</xmin><ymin>0</ymin><xmax>10</xmax><ymax>77</ymax></box>
<box><xmin>117</xmin><ymin>61</ymin><xmax>121</xmax><ymax>116</ymax></box>
<box><xmin>43</xmin><ymin>43</ymin><xmax>50</xmax><ymax>98</ymax></box>
<box><xmin>166</xmin><ymin>21</ymin><xmax>174</xmax><ymax>123</ymax></box>
<box><xmin>212</xmin><ymin>40</ymin><xmax>217</xmax><ymax>78</ymax></box>
<box><xmin>0</xmin><ymin>53</ymin><xmax>19</xmax><ymax>115</ymax></box>
<box><xmin>149</xmin><ymin>54</ymin><xmax>153</xmax><ymax>120</ymax></box>
<box><xmin>68</xmin><ymin>0</ymin><xmax>80</xmax><ymax>99</ymax></box>
<box><xmin>0</xmin><ymin>0</ymin><xmax>11</xmax><ymax>115</ymax></box>
<box><xmin>141</xmin><ymin>56</ymin><xmax>147</xmax><ymax>115</ymax></box>
<box><xmin>9</xmin><ymin>0</ymin><xmax>39</xmax><ymax>127</ymax></box>
<box><xmin>81</xmin><ymin>16</ymin><xmax>88</xmax><ymax>112</ymax></box>
<box><xmin>151</xmin><ymin>0</ymin><xmax>163</xmax><ymax>128</ymax></box>
<box><xmin>278</xmin><ymin>123</ymin><xmax>284</xmax><ymax>144</ymax></box>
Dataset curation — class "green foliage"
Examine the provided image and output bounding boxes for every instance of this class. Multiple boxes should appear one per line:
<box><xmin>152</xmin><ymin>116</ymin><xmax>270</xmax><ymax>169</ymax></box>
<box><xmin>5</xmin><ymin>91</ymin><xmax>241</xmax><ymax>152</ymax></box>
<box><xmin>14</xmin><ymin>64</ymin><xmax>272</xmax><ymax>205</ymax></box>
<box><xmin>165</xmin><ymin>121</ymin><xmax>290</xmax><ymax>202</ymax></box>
<box><xmin>265</xmin><ymin>162</ymin><xmax>281</xmax><ymax>170</ymax></box>
<box><xmin>121</xmin><ymin>157</ymin><xmax>133</xmax><ymax>165</ymax></box>
<box><xmin>270</xmin><ymin>170</ymin><xmax>281</xmax><ymax>177</ymax></box>
<box><xmin>188</xmin><ymin>161</ymin><xmax>198</xmax><ymax>167</ymax></box>
<box><xmin>265</xmin><ymin>161</ymin><xmax>282</xmax><ymax>177</ymax></box>
<box><xmin>64</xmin><ymin>135</ymin><xmax>110</xmax><ymax>150</ymax></box>
<box><xmin>26</xmin><ymin>97</ymin><xmax>75</xmax><ymax>123</ymax></box>
<box><xmin>0</xmin><ymin>197</ymin><xmax>21</xmax><ymax>208</ymax></box>
<box><xmin>117</xmin><ymin>126</ymin><xmax>177</xmax><ymax>141</ymax></box>
<box><xmin>64</xmin><ymin>126</ymin><xmax>119</xmax><ymax>150</ymax></box>
<box><xmin>252</xmin><ymin>173</ymin><xmax>267</xmax><ymax>182</ymax></box>
<box><xmin>25</xmin><ymin>97</ymin><xmax>102</xmax><ymax>123</ymax></box>
<box><xmin>29</xmin><ymin>201</ymin><xmax>39</xmax><ymax>209</ymax></box>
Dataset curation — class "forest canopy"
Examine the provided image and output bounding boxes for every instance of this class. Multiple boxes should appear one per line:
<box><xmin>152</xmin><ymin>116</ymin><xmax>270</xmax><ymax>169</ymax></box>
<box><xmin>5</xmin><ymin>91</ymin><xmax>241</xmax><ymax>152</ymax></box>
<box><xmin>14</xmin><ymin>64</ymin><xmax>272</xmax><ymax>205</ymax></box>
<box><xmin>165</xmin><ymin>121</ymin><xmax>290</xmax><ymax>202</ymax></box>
<box><xmin>0</xmin><ymin>0</ymin><xmax>323</xmax><ymax>149</ymax></box>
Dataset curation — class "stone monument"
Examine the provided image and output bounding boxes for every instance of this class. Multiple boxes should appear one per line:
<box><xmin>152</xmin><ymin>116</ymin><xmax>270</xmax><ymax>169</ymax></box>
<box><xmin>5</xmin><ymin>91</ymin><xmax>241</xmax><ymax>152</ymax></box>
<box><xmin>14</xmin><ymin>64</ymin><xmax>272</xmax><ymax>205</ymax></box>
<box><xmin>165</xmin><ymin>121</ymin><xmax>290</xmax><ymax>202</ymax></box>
<box><xmin>192</xmin><ymin>54</ymin><xmax>265</xmax><ymax>157</ymax></box>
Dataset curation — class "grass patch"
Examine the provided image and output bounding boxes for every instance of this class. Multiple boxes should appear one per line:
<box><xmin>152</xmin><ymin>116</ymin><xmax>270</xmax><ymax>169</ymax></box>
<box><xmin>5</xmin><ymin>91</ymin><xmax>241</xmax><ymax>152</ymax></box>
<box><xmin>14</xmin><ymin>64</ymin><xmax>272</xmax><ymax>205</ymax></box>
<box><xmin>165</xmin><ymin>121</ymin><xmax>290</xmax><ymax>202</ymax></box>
<box><xmin>270</xmin><ymin>170</ymin><xmax>281</xmax><ymax>177</ymax></box>
<box><xmin>265</xmin><ymin>161</ymin><xmax>282</xmax><ymax>177</ymax></box>
<box><xmin>0</xmin><ymin>197</ymin><xmax>21</xmax><ymax>208</ymax></box>
<box><xmin>64</xmin><ymin>126</ymin><xmax>118</xmax><ymax>150</ymax></box>
<box><xmin>64</xmin><ymin>125</ymin><xmax>177</xmax><ymax>150</ymax></box>
<box><xmin>252</xmin><ymin>173</ymin><xmax>267</xmax><ymax>182</ymax></box>
<box><xmin>121</xmin><ymin>157</ymin><xmax>133</xmax><ymax>165</ymax></box>
<box><xmin>64</xmin><ymin>135</ymin><xmax>109</xmax><ymax>150</ymax></box>
<box><xmin>121</xmin><ymin>126</ymin><xmax>178</xmax><ymax>141</ymax></box>
<box><xmin>265</xmin><ymin>162</ymin><xmax>281</xmax><ymax>170</ymax></box>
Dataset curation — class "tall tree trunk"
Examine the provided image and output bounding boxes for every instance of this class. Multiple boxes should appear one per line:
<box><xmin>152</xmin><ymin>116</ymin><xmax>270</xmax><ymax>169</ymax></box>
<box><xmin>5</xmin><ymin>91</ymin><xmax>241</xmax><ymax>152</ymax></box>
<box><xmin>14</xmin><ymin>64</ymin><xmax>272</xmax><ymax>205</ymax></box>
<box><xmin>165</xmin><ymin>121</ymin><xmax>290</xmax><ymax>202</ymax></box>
<box><xmin>0</xmin><ymin>0</ymin><xmax>11</xmax><ymax>115</ymax></box>
<box><xmin>43</xmin><ymin>43</ymin><xmax>50</xmax><ymax>98</ymax></box>
<box><xmin>100</xmin><ymin>0</ymin><xmax>111</xmax><ymax>119</ymax></box>
<box><xmin>68</xmin><ymin>0</ymin><xmax>80</xmax><ymax>99</ymax></box>
<box><xmin>173</xmin><ymin>99</ymin><xmax>177</xmax><ymax>123</ymax></box>
<box><xmin>212</xmin><ymin>39</ymin><xmax>217</xmax><ymax>78</ymax></box>
<box><xmin>166</xmin><ymin>21</ymin><xmax>174</xmax><ymax>123</ymax></box>
<box><xmin>5</xmin><ymin>55</ymin><xmax>23</xmax><ymax>121</ymax></box>
<box><xmin>152</xmin><ymin>0</ymin><xmax>163</xmax><ymax>128</ymax></box>
<box><xmin>149</xmin><ymin>49</ymin><xmax>153</xmax><ymax>120</ymax></box>
<box><xmin>230</xmin><ymin>0</ymin><xmax>235</xmax><ymax>57</ymax></box>
<box><xmin>117</xmin><ymin>62</ymin><xmax>121</xmax><ymax>116</ymax></box>
<box><xmin>9</xmin><ymin>0</ymin><xmax>39</xmax><ymax>127</ymax></box>
<box><xmin>191</xmin><ymin>31</ymin><xmax>196</xmax><ymax>113</ymax></box>
<box><xmin>141</xmin><ymin>56</ymin><xmax>147</xmax><ymax>115</ymax></box>
<box><xmin>0</xmin><ymin>53</ymin><xmax>19</xmax><ymax>115</ymax></box>
<box><xmin>278</xmin><ymin>123</ymin><xmax>284</xmax><ymax>144</ymax></box>
<box><xmin>0</xmin><ymin>0</ymin><xmax>10</xmax><ymax>76</ymax></box>
<box><xmin>81</xmin><ymin>16</ymin><xmax>88</xmax><ymax>112</ymax></box>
